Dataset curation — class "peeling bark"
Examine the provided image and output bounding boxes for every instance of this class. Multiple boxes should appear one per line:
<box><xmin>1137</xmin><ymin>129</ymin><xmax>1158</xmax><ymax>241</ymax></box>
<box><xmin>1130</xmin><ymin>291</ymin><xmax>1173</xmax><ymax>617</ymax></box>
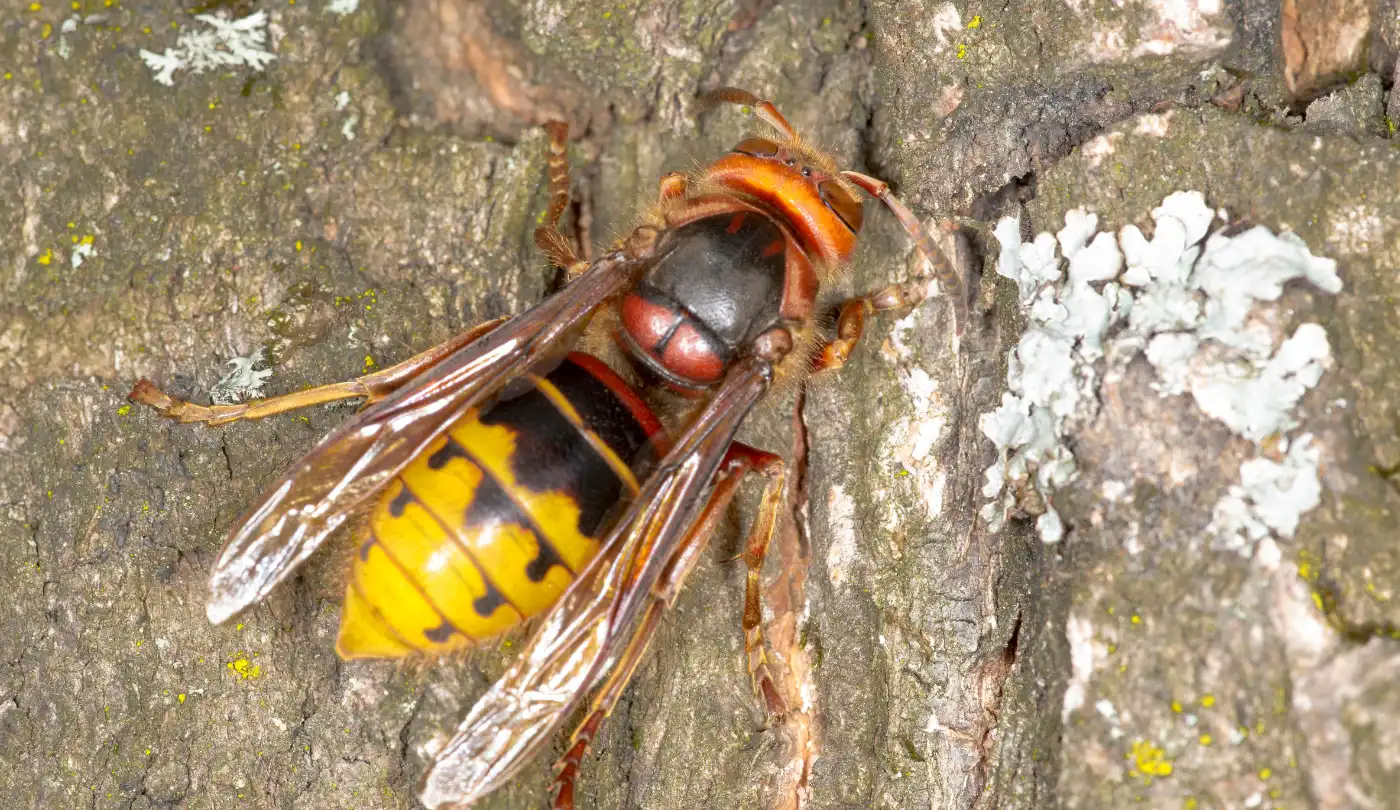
<box><xmin>1280</xmin><ymin>0</ymin><xmax>1373</xmax><ymax>102</ymax></box>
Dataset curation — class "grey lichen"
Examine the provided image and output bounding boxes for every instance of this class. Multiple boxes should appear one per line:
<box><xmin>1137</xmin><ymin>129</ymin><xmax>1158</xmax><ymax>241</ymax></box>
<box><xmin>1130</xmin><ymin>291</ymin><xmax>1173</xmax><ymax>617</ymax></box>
<box><xmin>984</xmin><ymin>191</ymin><xmax>1342</xmax><ymax>547</ymax></box>
<box><xmin>138</xmin><ymin>11</ymin><xmax>276</xmax><ymax>87</ymax></box>
<box><xmin>209</xmin><ymin>348</ymin><xmax>274</xmax><ymax>406</ymax></box>
<box><xmin>1206</xmin><ymin>435</ymin><xmax>1323</xmax><ymax>549</ymax></box>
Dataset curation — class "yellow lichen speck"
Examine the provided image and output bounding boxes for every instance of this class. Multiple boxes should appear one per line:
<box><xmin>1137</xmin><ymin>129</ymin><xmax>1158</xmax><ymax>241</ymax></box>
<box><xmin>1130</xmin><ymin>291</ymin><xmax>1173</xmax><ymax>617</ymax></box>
<box><xmin>968</xmin><ymin>15</ymin><xmax>982</xmax><ymax>28</ymax></box>
<box><xmin>1130</xmin><ymin>739</ymin><xmax>1173</xmax><ymax>777</ymax></box>
<box><xmin>227</xmin><ymin>654</ymin><xmax>263</xmax><ymax>680</ymax></box>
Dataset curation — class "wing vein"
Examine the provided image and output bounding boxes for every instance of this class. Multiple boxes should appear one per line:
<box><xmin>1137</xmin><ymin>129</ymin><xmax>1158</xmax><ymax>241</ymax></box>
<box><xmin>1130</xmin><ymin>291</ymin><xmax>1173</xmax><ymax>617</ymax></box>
<box><xmin>419</xmin><ymin>356</ymin><xmax>773</xmax><ymax>808</ymax></box>
<box><xmin>206</xmin><ymin>252</ymin><xmax>653</xmax><ymax>625</ymax></box>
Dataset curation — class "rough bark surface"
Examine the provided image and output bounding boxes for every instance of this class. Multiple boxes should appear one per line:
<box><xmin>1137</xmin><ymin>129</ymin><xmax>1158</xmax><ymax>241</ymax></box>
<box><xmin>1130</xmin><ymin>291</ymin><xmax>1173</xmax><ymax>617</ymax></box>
<box><xmin>1</xmin><ymin>1</ymin><xmax>1396</xmax><ymax>810</ymax></box>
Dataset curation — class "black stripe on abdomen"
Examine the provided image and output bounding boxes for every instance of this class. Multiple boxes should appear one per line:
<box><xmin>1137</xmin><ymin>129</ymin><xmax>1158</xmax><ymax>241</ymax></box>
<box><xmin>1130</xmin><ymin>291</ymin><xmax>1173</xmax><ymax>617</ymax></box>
<box><xmin>544</xmin><ymin>358</ymin><xmax>653</xmax><ymax>468</ymax></box>
<box><xmin>479</xmin><ymin>377</ymin><xmax>630</xmax><ymax>537</ymax></box>
<box><xmin>459</xmin><ymin>456</ymin><xmax>570</xmax><ymax>582</ymax></box>
<box><xmin>388</xmin><ymin>469</ymin><xmax>517</xmax><ymax>621</ymax></box>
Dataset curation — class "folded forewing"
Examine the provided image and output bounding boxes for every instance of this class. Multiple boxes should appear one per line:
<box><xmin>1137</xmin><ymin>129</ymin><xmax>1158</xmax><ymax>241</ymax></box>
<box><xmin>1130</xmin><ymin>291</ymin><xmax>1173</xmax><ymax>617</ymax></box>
<box><xmin>418</xmin><ymin>357</ymin><xmax>774</xmax><ymax>809</ymax></box>
<box><xmin>205</xmin><ymin>252</ymin><xmax>652</xmax><ymax>625</ymax></box>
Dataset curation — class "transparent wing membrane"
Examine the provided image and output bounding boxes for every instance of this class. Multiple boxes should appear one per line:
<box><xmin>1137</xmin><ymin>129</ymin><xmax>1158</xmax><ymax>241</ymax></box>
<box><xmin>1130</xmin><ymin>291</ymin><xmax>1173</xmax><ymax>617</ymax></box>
<box><xmin>206</xmin><ymin>252</ymin><xmax>655</xmax><ymax>625</ymax></box>
<box><xmin>419</xmin><ymin>357</ymin><xmax>773</xmax><ymax>808</ymax></box>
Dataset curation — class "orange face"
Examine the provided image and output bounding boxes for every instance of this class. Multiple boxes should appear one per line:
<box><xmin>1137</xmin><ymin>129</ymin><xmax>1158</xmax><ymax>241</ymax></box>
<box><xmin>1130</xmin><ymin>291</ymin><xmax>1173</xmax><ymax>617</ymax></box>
<box><xmin>701</xmin><ymin>136</ymin><xmax>864</xmax><ymax>266</ymax></box>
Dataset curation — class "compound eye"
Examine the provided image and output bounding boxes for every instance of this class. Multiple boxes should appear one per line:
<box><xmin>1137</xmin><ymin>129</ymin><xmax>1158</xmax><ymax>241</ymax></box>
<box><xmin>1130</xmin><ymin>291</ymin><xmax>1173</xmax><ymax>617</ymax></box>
<box><xmin>819</xmin><ymin>180</ymin><xmax>864</xmax><ymax>233</ymax></box>
<box><xmin>733</xmin><ymin>137</ymin><xmax>779</xmax><ymax>157</ymax></box>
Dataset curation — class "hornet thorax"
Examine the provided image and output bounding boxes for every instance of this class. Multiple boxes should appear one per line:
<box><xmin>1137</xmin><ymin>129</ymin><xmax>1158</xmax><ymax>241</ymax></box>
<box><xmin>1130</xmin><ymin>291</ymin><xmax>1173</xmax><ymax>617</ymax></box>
<box><xmin>618</xmin><ymin>212</ymin><xmax>792</xmax><ymax>389</ymax></box>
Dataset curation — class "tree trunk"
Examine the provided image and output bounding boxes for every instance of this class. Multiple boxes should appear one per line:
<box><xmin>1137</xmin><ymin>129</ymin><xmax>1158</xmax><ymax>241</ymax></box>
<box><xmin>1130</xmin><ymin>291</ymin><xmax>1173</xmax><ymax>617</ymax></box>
<box><xmin>2</xmin><ymin>0</ymin><xmax>1396</xmax><ymax>808</ymax></box>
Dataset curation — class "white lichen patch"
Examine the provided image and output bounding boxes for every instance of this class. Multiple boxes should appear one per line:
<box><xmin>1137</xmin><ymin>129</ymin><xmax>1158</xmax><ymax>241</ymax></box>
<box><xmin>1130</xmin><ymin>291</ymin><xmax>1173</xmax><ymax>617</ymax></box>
<box><xmin>1134</xmin><ymin>111</ymin><xmax>1175</xmax><ymax>136</ymax></box>
<box><xmin>139</xmin><ymin>11</ymin><xmax>275</xmax><ymax>87</ymax></box>
<box><xmin>1133</xmin><ymin>0</ymin><xmax>1230</xmax><ymax>58</ymax></box>
<box><xmin>1063</xmin><ymin>613</ymin><xmax>1108</xmax><ymax>722</ymax></box>
<box><xmin>825</xmin><ymin>485</ymin><xmax>859</xmax><ymax>588</ymax></box>
<box><xmin>334</xmin><ymin>90</ymin><xmax>359</xmax><ymax>141</ymax></box>
<box><xmin>927</xmin><ymin>2</ymin><xmax>963</xmax><ymax>51</ymax></box>
<box><xmin>882</xmin><ymin>309</ymin><xmax>921</xmax><ymax>364</ymax></box>
<box><xmin>1207</xmin><ymin>435</ymin><xmax>1322</xmax><ymax>551</ymax></box>
<box><xmin>327</xmin><ymin>0</ymin><xmax>360</xmax><ymax>15</ymax></box>
<box><xmin>210</xmin><ymin>348</ymin><xmax>273</xmax><ymax>405</ymax></box>
<box><xmin>880</xmin><ymin>290</ymin><xmax>957</xmax><ymax>523</ymax></box>
<box><xmin>57</xmin><ymin>17</ymin><xmax>77</xmax><ymax>60</ymax></box>
<box><xmin>985</xmin><ymin>191</ymin><xmax>1340</xmax><ymax>547</ymax></box>
<box><xmin>1087</xmin><ymin>28</ymin><xmax>1128</xmax><ymax>62</ymax></box>
<box><xmin>1080</xmin><ymin>131</ymin><xmax>1125</xmax><ymax>170</ymax></box>
<box><xmin>897</xmin><ymin>368</ymin><xmax>950</xmax><ymax>463</ymax></box>
<box><xmin>70</xmin><ymin>240</ymin><xmax>95</xmax><ymax>269</ymax></box>
<box><xmin>1185</xmin><ymin>323</ymin><xmax>1331</xmax><ymax>442</ymax></box>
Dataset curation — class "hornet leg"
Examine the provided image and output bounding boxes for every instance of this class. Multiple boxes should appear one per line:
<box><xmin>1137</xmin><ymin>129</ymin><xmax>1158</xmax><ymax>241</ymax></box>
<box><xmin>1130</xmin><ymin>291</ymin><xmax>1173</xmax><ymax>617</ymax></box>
<box><xmin>840</xmin><ymin>171</ymin><xmax>968</xmax><ymax>336</ymax></box>
<box><xmin>533</xmin><ymin>120</ymin><xmax>590</xmax><ymax>278</ymax></box>
<box><xmin>810</xmin><ymin>282</ymin><xmax>927</xmax><ymax>374</ymax></box>
<box><xmin>550</xmin><ymin>442</ymin><xmax>788</xmax><ymax>809</ymax></box>
<box><xmin>128</xmin><ymin>317</ymin><xmax>506</xmax><ymax>427</ymax></box>
<box><xmin>725</xmin><ymin>443</ymin><xmax>789</xmax><ymax>723</ymax></box>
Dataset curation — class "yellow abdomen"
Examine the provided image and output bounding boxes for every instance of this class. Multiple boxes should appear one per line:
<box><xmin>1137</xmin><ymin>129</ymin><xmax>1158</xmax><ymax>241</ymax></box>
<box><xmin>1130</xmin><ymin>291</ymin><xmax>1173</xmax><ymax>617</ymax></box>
<box><xmin>336</xmin><ymin>354</ymin><xmax>661</xmax><ymax>659</ymax></box>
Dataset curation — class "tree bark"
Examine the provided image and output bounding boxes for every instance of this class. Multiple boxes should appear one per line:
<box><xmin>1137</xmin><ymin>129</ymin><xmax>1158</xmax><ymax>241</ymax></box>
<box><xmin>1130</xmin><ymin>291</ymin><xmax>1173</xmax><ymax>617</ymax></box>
<box><xmin>1</xmin><ymin>0</ymin><xmax>1397</xmax><ymax>809</ymax></box>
